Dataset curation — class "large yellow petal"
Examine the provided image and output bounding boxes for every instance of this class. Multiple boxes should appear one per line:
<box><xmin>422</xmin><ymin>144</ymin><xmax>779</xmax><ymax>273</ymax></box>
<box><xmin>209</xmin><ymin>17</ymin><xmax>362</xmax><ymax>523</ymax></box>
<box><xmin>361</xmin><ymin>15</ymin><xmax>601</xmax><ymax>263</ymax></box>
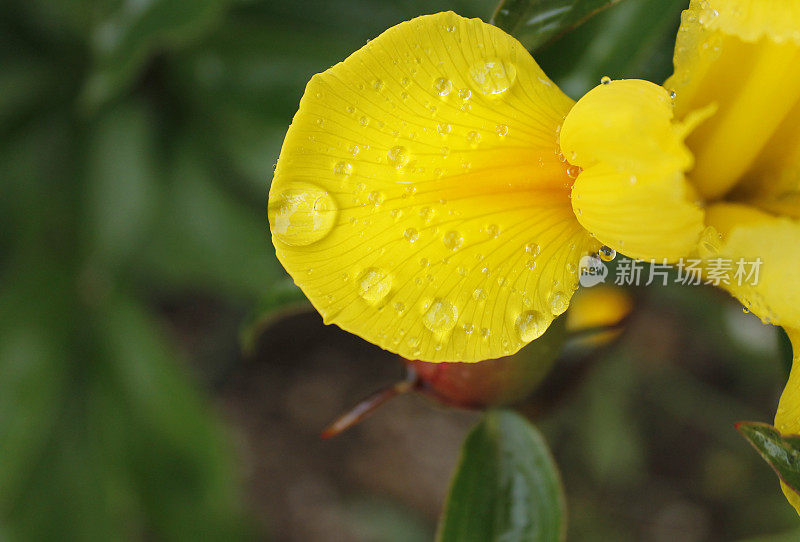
<box><xmin>666</xmin><ymin>0</ymin><xmax>800</xmax><ymax>200</ymax></box>
<box><xmin>774</xmin><ymin>327</ymin><xmax>800</xmax><ymax>515</ymax></box>
<box><xmin>268</xmin><ymin>12</ymin><xmax>598</xmax><ymax>362</ymax></box>
<box><xmin>560</xmin><ymin>79</ymin><xmax>705</xmax><ymax>261</ymax></box>
<box><xmin>704</xmin><ymin>203</ymin><xmax>800</xmax><ymax>329</ymax></box>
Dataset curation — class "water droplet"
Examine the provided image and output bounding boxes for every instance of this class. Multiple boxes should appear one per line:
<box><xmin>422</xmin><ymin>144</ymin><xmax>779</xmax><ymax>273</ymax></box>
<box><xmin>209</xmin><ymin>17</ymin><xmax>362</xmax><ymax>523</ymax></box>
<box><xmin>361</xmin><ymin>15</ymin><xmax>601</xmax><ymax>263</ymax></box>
<box><xmin>525</xmin><ymin>259</ymin><xmax>537</xmax><ymax>270</ymax></box>
<box><xmin>466</xmin><ymin>130</ymin><xmax>481</xmax><ymax>146</ymax></box>
<box><xmin>485</xmin><ymin>224</ymin><xmax>499</xmax><ymax>238</ymax></box>
<box><xmin>600</xmin><ymin>76</ymin><xmax>611</xmax><ymax>85</ymax></box>
<box><xmin>667</xmin><ymin>88</ymin><xmax>677</xmax><ymax>99</ymax></box>
<box><xmin>598</xmin><ymin>246</ymin><xmax>616</xmax><ymax>262</ymax></box>
<box><xmin>404</xmin><ymin>228</ymin><xmax>419</xmax><ymax>243</ymax></box>
<box><xmin>472</xmin><ymin>288</ymin><xmax>487</xmax><ymax>301</ymax></box>
<box><xmin>359</xmin><ymin>116</ymin><xmax>369</xmax><ymax>126</ymax></box>
<box><xmin>437</xmin><ymin>123</ymin><xmax>452</xmax><ymax>135</ymax></box>
<box><xmin>368</xmin><ymin>191</ymin><xmax>385</xmax><ymax>206</ymax></box>
<box><xmin>334</xmin><ymin>161</ymin><xmax>352</xmax><ymax>176</ymax></box>
<box><xmin>357</xmin><ymin>267</ymin><xmax>392</xmax><ymax>304</ymax></box>
<box><xmin>548</xmin><ymin>291</ymin><xmax>569</xmax><ymax>316</ymax></box>
<box><xmin>457</xmin><ymin>88</ymin><xmax>472</xmax><ymax>100</ymax></box>
<box><xmin>442</xmin><ymin>231</ymin><xmax>463</xmax><ymax>250</ymax></box>
<box><xmin>462</xmin><ymin>323</ymin><xmax>474</xmax><ymax>334</ymax></box>
<box><xmin>699</xmin><ymin>226</ymin><xmax>722</xmax><ymax>257</ymax></box>
<box><xmin>422</xmin><ymin>299</ymin><xmax>458</xmax><ymax>334</ymax></box>
<box><xmin>566</xmin><ymin>165</ymin><xmax>581</xmax><ymax>178</ymax></box>
<box><xmin>434</xmin><ymin>77</ymin><xmax>453</xmax><ymax>97</ymax></box>
<box><xmin>496</xmin><ymin>124</ymin><xmax>509</xmax><ymax>137</ymax></box>
<box><xmin>387</xmin><ymin>146</ymin><xmax>409</xmax><ymax>168</ymax></box>
<box><xmin>445</xmin><ymin>24</ymin><xmax>456</xmax><ymax>33</ymax></box>
<box><xmin>468</xmin><ymin>59</ymin><xmax>517</xmax><ymax>97</ymax></box>
<box><xmin>269</xmin><ymin>182</ymin><xmax>338</xmax><ymax>246</ymax></box>
<box><xmin>419</xmin><ymin>206</ymin><xmax>435</xmax><ymax>222</ymax></box>
<box><xmin>524</xmin><ymin>243</ymin><xmax>541</xmax><ymax>256</ymax></box>
<box><xmin>419</xmin><ymin>257</ymin><xmax>429</xmax><ymax>267</ymax></box>
<box><xmin>480</xmin><ymin>328</ymin><xmax>491</xmax><ymax>339</ymax></box>
<box><xmin>515</xmin><ymin>310</ymin><xmax>548</xmax><ymax>341</ymax></box>
<box><xmin>373</xmin><ymin>79</ymin><xmax>383</xmax><ymax>91</ymax></box>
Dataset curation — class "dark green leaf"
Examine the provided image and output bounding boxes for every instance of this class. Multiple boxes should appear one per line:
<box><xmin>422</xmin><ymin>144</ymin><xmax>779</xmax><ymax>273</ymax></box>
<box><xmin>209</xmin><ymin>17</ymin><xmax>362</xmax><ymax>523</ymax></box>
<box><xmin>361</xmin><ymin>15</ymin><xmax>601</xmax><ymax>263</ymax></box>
<box><xmin>85</xmin><ymin>101</ymin><xmax>159</xmax><ymax>266</ymax></box>
<box><xmin>437</xmin><ymin>410</ymin><xmax>565</xmax><ymax>542</ymax></box>
<box><xmin>79</xmin><ymin>0</ymin><xmax>229</xmax><ymax>112</ymax></box>
<box><xmin>736</xmin><ymin>422</ymin><xmax>800</xmax><ymax>496</ymax></box>
<box><xmin>240</xmin><ymin>279</ymin><xmax>310</xmax><ymax>357</ymax></box>
<box><xmin>536</xmin><ymin>0</ymin><xmax>686</xmax><ymax>98</ymax></box>
<box><xmin>139</xmin><ymin>137</ymin><xmax>282</xmax><ymax>299</ymax></box>
<box><xmin>491</xmin><ymin>0</ymin><xmax>622</xmax><ymax>52</ymax></box>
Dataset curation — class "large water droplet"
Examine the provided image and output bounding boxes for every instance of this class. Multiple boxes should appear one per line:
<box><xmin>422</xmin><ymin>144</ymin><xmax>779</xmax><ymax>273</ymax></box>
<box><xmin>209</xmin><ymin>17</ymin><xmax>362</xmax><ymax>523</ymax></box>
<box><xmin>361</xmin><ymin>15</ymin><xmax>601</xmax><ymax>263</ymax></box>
<box><xmin>404</xmin><ymin>228</ymin><xmax>419</xmax><ymax>243</ymax></box>
<box><xmin>468</xmin><ymin>59</ymin><xmax>517</xmax><ymax>97</ymax></box>
<box><xmin>357</xmin><ymin>267</ymin><xmax>392</xmax><ymax>304</ymax></box>
<box><xmin>515</xmin><ymin>310</ymin><xmax>548</xmax><ymax>341</ymax></box>
<box><xmin>269</xmin><ymin>182</ymin><xmax>338</xmax><ymax>246</ymax></box>
<box><xmin>387</xmin><ymin>146</ymin><xmax>409</xmax><ymax>168</ymax></box>
<box><xmin>598</xmin><ymin>246</ymin><xmax>616</xmax><ymax>262</ymax></box>
<box><xmin>442</xmin><ymin>231</ymin><xmax>463</xmax><ymax>250</ymax></box>
<box><xmin>422</xmin><ymin>299</ymin><xmax>458</xmax><ymax>334</ymax></box>
<box><xmin>433</xmin><ymin>77</ymin><xmax>453</xmax><ymax>97</ymax></box>
<box><xmin>548</xmin><ymin>291</ymin><xmax>569</xmax><ymax>316</ymax></box>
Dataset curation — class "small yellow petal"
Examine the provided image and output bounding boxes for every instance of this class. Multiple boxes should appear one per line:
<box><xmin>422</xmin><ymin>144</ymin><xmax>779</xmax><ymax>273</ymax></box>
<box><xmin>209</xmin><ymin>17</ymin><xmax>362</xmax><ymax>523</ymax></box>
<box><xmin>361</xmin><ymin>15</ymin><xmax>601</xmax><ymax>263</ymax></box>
<box><xmin>667</xmin><ymin>0</ymin><xmax>800</xmax><ymax>200</ymax></box>
<box><xmin>268</xmin><ymin>12</ymin><xmax>598</xmax><ymax>362</ymax></box>
<box><xmin>774</xmin><ymin>327</ymin><xmax>800</xmax><ymax>515</ymax></box>
<box><xmin>561</xmin><ymin>79</ymin><xmax>705</xmax><ymax>261</ymax></box>
<box><xmin>731</xmin><ymin>88</ymin><xmax>800</xmax><ymax>218</ymax></box>
<box><xmin>704</xmin><ymin>203</ymin><xmax>800</xmax><ymax>328</ymax></box>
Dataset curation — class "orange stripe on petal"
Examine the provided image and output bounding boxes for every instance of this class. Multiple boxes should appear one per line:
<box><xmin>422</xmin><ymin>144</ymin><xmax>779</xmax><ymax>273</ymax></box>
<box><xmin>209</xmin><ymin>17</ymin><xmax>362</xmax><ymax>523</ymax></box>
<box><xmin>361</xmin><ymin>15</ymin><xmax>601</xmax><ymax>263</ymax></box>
<box><xmin>268</xmin><ymin>12</ymin><xmax>597</xmax><ymax>362</ymax></box>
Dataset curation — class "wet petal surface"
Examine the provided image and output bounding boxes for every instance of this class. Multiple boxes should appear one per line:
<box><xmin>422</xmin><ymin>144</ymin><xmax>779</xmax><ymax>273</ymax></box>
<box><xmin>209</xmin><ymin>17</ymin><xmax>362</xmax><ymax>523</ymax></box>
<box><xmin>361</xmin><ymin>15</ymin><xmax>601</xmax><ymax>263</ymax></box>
<box><xmin>268</xmin><ymin>12</ymin><xmax>597</xmax><ymax>362</ymax></box>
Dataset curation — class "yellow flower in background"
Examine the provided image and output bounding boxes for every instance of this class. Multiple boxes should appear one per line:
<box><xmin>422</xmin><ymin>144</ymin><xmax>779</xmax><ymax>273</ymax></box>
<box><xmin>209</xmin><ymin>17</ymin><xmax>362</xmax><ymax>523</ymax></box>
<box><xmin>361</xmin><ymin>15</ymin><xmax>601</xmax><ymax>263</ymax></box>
<box><xmin>268</xmin><ymin>11</ymin><xmax>704</xmax><ymax>362</ymax></box>
<box><xmin>659</xmin><ymin>0</ymin><xmax>800</xmax><ymax>514</ymax></box>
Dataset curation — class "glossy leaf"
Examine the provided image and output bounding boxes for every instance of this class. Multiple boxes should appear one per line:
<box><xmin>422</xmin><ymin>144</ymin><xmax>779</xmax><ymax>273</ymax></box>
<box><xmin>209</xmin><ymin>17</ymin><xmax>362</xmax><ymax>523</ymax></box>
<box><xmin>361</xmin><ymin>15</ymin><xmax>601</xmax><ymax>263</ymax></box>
<box><xmin>536</xmin><ymin>0</ymin><xmax>686</xmax><ymax>98</ymax></box>
<box><xmin>437</xmin><ymin>410</ymin><xmax>565</xmax><ymax>542</ymax></box>
<box><xmin>736</xmin><ymin>422</ymin><xmax>800</xmax><ymax>496</ymax></box>
<box><xmin>491</xmin><ymin>0</ymin><xmax>622</xmax><ymax>52</ymax></box>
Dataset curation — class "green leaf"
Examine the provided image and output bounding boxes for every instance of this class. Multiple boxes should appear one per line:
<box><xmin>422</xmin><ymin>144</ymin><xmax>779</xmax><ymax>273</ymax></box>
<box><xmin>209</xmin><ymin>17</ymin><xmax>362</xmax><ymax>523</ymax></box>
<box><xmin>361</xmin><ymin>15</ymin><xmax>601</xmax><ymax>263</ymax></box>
<box><xmin>85</xmin><ymin>101</ymin><xmax>159</xmax><ymax>266</ymax></box>
<box><xmin>736</xmin><ymin>422</ymin><xmax>800</xmax><ymax>496</ymax></box>
<box><xmin>79</xmin><ymin>0</ymin><xmax>229</xmax><ymax>112</ymax></box>
<box><xmin>535</xmin><ymin>0</ymin><xmax>686</xmax><ymax>98</ymax></box>
<box><xmin>437</xmin><ymin>410</ymin><xmax>565</xmax><ymax>542</ymax></box>
<box><xmin>239</xmin><ymin>279</ymin><xmax>310</xmax><ymax>357</ymax></box>
<box><xmin>491</xmin><ymin>0</ymin><xmax>622</xmax><ymax>52</ymax></box>
<box><xmin>138</xmin><ymin>136</ymin><xmax>282</xmax><ymax>299</ymax></box>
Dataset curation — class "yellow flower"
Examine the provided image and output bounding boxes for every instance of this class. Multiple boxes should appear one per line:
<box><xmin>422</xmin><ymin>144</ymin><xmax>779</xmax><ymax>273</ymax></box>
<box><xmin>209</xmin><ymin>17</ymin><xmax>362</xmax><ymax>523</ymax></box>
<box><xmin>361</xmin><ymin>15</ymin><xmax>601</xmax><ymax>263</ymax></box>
<box><xmin>268</xmin><ymin>11</ymin><xmax>705</xmax><ymax>362</ymax></box>
<box><xmin>659</xmin><ymin>0</ymin><xmax>800</xmax><ymax>514</ymax></box>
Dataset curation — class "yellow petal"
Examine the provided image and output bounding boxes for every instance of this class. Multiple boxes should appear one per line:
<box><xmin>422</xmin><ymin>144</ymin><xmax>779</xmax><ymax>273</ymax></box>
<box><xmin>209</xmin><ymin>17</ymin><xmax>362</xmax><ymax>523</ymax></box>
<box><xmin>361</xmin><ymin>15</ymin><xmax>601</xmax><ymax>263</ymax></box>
<box><xmin>561</xmin><ymin>79</ymin><xmax>705</xmax><ymax>261</ymax></box>
<box><xmin>268</xmin><ymin>12</ymin><xmax>598</xmax><ymax>362</ymax></box>
<box><xmin>731</xmin><ymin>87</ymin><xmax>800</xmax><ymax>219</ymax></box>
<box><xmin>704</xmin><ymin>203</ymin><xmax>800</xmax><ymax>328</ymax></box>
<box><xmin>774</xmin><ymin>327</ymin><xmax>800</xmax><ymax>515</ymax></box>
<box><xmin>666</xmin><ymin>0</ymin><xmax>800</xmax><ymax>200</ymax></box>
